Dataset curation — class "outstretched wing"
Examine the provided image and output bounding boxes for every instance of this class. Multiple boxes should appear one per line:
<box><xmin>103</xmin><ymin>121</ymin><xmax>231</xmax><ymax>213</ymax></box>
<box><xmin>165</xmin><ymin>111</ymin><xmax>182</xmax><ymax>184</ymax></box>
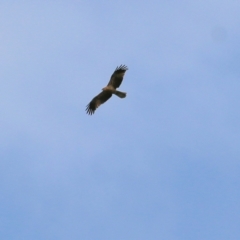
<box><xmin>86</xmin><ymin>91</ymin><xmax>112</xmax><ymax>115</ymax></box>
<box><xmin>107</xmin><ymin>65</ymin><xmax>128</xmax><ymax>89</ymax></box>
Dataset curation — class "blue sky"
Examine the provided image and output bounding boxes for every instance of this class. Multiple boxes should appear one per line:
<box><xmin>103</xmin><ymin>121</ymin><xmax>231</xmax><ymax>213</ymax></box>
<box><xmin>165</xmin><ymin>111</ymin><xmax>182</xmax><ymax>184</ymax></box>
<box><xmin>1</xmin><ymin>1</ymin><xmax>240</xmax><ymax>239</ymax></box>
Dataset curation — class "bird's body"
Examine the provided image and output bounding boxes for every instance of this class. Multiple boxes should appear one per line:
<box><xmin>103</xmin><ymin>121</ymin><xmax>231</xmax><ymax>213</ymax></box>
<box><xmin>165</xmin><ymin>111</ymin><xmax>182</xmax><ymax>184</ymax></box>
<box><xmin>86</xmin><ymin>65</ymin><xmax>128</xmax><ymax>115</ymax></box>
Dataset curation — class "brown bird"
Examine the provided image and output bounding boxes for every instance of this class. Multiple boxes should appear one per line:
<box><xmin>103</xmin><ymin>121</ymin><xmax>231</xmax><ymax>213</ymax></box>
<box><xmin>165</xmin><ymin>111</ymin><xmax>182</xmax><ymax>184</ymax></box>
<box><xmin>86</xmin><ymin>65</ymin><xmax>128</xmax><ymax>115</ymax></box>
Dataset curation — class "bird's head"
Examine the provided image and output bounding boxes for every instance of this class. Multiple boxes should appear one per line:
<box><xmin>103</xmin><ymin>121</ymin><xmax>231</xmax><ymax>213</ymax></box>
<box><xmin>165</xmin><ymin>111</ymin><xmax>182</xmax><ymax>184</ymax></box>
<box><xmin>102</xmin><ymin>86</ymin><xmax>114</xmax><ymax>91</ymax></box>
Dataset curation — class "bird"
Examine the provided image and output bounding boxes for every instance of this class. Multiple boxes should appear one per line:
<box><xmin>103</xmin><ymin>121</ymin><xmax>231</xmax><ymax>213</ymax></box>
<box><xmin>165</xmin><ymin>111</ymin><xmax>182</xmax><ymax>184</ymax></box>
<box><xmin>86</xmin><ymin>65</ymin><xmax>128</xmax><ymax>115</ymax></box>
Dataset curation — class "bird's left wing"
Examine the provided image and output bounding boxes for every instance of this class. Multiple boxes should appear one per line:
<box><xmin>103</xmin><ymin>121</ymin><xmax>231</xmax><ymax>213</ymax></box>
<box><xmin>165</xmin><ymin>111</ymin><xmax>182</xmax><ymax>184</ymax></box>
<box><xmin>107</xmin><ymin>65</ymin><xmax>128</xmax><ymax>89</ymax></box>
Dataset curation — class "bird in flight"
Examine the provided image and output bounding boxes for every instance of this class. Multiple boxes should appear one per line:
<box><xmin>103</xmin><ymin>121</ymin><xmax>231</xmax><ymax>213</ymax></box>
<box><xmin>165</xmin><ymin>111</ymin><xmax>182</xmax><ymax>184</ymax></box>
<box><xmin>86</xmin><ymin>65</ymin><xmax>128</xmax><ymax>115</ymax></box>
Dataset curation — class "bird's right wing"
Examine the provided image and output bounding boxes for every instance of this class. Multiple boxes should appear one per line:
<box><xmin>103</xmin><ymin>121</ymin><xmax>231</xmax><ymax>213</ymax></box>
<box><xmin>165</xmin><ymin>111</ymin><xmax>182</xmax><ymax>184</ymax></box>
<box><xmin>86</xmin><ymin>91</ymin><xmax>112</xmax><ymax>115</ymax></box>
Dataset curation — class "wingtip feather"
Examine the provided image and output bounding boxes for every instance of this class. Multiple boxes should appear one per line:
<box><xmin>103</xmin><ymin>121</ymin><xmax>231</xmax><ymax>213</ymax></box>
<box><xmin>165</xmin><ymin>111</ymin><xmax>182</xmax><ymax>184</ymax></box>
<box><xmin>115</xmin><ymin>65</ymin><xmax>128</xmax><ymax>71</ymax></box>
<box><xmin>86</xmin><ymin>103</ymin><xmax>95</xmax><ymax>115</ymax></box>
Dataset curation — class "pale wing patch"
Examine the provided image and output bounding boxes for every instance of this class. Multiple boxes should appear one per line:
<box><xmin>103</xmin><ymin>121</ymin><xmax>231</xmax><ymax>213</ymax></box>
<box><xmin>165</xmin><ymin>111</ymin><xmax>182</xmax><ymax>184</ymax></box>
<box><xmin>96</xmin><ymin>99</ymin><xmax>102</xmax><ymax>108</ymax></box>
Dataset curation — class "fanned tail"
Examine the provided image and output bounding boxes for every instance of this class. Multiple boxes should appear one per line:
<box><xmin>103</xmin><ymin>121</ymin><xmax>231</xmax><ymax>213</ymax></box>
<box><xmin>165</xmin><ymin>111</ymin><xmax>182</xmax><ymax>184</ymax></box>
<box><xmin>114</xmin><ymin>90</ymin><xmax>126</xmax><ymax>98</ymax></box>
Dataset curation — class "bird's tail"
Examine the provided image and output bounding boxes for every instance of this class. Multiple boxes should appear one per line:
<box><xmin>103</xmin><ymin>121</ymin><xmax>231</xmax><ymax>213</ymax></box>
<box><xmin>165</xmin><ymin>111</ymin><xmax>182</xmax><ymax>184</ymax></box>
<box><xmin>114</xmin><ymin>90</ymin><xmax>127</xmax><ymax>98</ymax></box>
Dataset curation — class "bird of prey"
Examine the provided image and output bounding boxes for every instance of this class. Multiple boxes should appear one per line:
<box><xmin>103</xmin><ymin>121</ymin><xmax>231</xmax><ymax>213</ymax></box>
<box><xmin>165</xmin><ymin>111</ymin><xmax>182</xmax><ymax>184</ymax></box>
<box><xmin>86</xmin><ymin>65</ymin><xmax>128</xmax><ymax>115</ymax></box>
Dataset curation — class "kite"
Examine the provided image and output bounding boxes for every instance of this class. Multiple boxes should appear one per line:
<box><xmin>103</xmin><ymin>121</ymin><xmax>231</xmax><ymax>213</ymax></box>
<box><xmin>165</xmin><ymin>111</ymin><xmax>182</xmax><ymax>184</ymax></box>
<box><xmin>86</xmin><ymin>65</ymin><xmax>128</xmax><ymax>115</ymax></box>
